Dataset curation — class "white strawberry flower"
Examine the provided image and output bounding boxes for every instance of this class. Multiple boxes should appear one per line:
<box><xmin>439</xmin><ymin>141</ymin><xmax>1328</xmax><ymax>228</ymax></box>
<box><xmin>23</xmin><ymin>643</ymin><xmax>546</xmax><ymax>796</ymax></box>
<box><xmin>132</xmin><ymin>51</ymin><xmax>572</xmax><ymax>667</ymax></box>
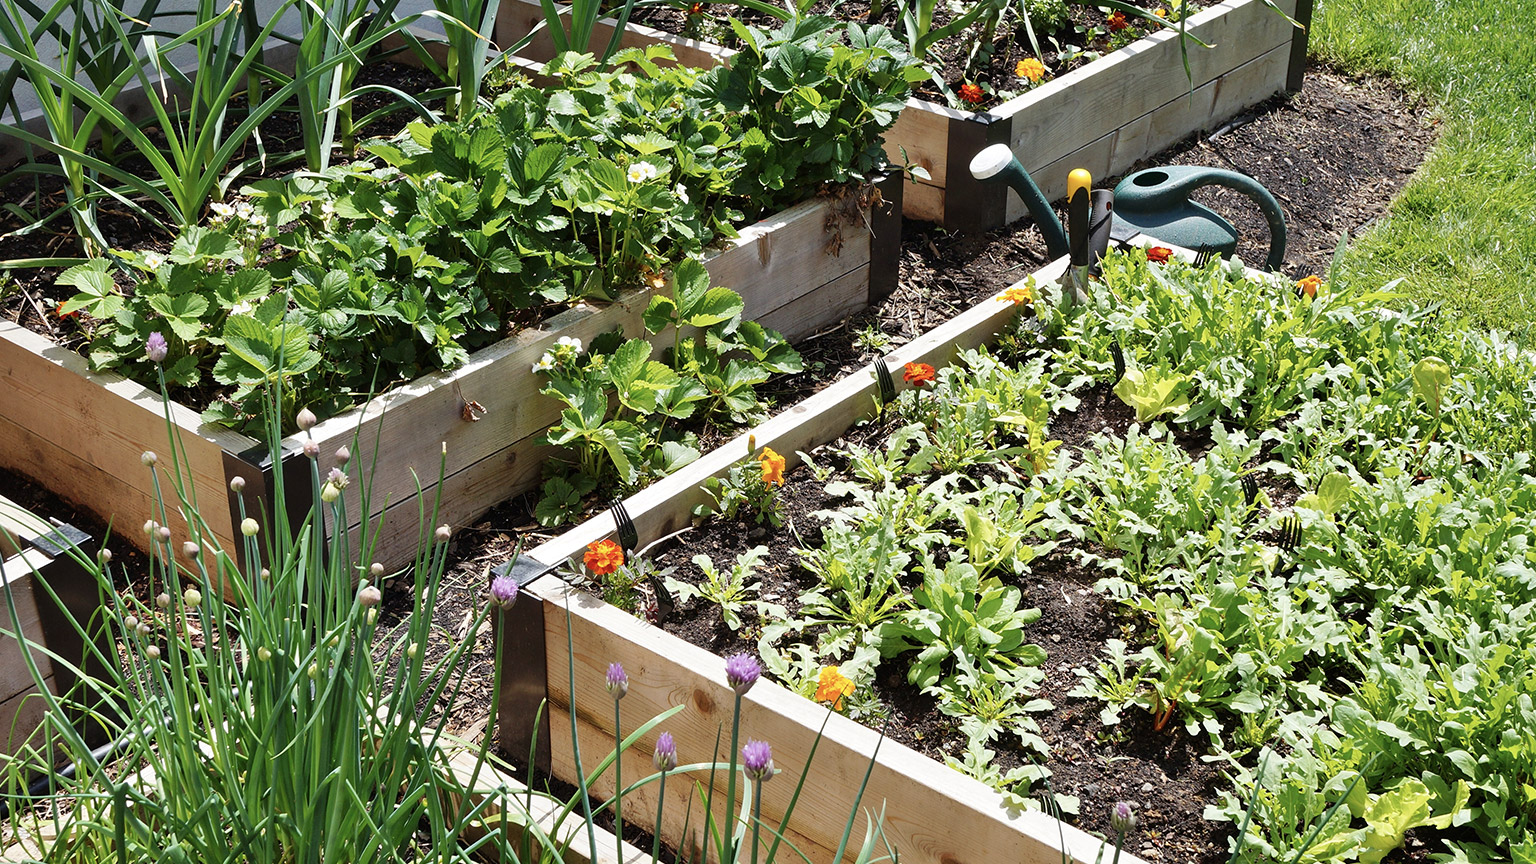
<box><xmin>627</xmin><ymin>161</ymin><xmax>659</xmax><ymax>184</ymax></box>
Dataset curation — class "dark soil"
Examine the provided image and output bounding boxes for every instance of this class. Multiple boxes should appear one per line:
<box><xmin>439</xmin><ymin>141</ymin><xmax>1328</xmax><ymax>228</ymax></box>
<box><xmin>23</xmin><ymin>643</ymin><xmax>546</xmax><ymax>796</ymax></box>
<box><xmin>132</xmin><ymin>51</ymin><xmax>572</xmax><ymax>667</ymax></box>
<box><xmin>1</xmin><ymin>60</ymin><xmax>1442</xmax><ymax>862</ymax></box>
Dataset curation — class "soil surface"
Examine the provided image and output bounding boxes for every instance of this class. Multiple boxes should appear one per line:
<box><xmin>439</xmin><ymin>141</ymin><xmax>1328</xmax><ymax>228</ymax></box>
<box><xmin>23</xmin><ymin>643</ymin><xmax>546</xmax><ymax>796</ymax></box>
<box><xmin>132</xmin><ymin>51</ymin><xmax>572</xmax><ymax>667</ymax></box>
<box><xmin>0</xmin><ymin>61</ymin><xmax>1441</xmax><ymax>862</ymax></box>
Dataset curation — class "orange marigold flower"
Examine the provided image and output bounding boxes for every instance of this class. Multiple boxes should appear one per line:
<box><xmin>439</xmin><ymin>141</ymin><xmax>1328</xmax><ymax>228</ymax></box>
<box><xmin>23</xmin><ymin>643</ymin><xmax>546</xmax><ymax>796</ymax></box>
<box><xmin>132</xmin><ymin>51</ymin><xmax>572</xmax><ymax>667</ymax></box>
<box><xmin>585</xmin><ymin>539</ymin><xmax>625</xmax><ymax>576</ymax></box>
<box><xmin>1000</xmin><ymin>284</ymin><xmax>1034</xmax><ymax>305</ymax></box>
<box><xmin>1015</xmin><ymin>58</ymin><xmax>1045</xmax><ymax>83</ymax></box>
<box><xmin>903</xmin><ymin>362</ymin><xmax>937</xmax><ymax>388</ymax></box>
<box><xmin>957</xmin><ymin>83</ymin><xmax>985</xmax><ymax>105</ymax></box>
<box><xmin>55</xmin><ymin>300</ymin><xmax>77</xmax><ymax>319</ymax></box>
<box><xmin>759</xmin><ymin>446</ymin><xmax>786</xmax><ymax>486</ymax></box>
<box><xmin>687</xmin><ymin>2</ymin><xmax>703</xmax><ymax>13</ymax></box>
<box><xmin>1154</xmin><ymin>7</ymin><xmax>1167</xmax><ymax>17</ymax></box>
<box><xmin>815</xmin><ymin>666</ymin><xmax>855</xmax><ymax>710</ymax></box>
<box><xmin>1107</xmin><ymin>10</ymin><xmax>1129</xmax><ymax>30</ymax></box>
<box><xmin>1145</xmin><ymin>246</ymin><xmax>1173</xmax><ymax>264</ymax></box>
<box><xmin>1296</xmin><ymin>275</ymin><xmax>1322</xmax><ymax>298</ymax></box>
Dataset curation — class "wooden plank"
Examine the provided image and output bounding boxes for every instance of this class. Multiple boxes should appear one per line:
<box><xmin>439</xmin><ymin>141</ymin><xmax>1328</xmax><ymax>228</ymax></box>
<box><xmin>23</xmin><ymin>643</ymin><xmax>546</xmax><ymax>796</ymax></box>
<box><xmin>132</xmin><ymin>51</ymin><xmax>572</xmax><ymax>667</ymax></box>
<box><xmin>0</xmin><ymin>677</ymin><xmax>54</xmax><ymax>759</ymax></box>
<box><xmin>0</xmin><ymin>547</ymin><xmax>52</xmax><ymax>705</ymax></box>
<box><xmin>1008</xmin><ymin>42</ymin><xmax>1293</xmax><ymax>219</ymax></box>
<box><xmin>879</xmin><ymin>98</ymin><xmax>961</xmax><ymax>190</ymax></box>
<box><xmin>759</xmin><ymin>264</ymin><xmax>870</xmax><ymax>344</ymax></box>
<box><xmin>530</xmin><ymin>570</ymin><xmax>1133</xmax><ymax>864</ymax></box>
<box><xmin>902</xmin><ymin>181</ymin><xmax>945</xmax><ymax>226</ymax></box>
<box><xmin>996</xmin><ymin>0</ymin><xmax>1297</xmax><ymax>174</ymax></box>
<box><xmin>495</xmin><ymin>0</ymin><xmax>732</xmax><ymax>69</ymax></box>
<box><xmin>441</xmin><ymin>747</ymin><xmax>652</xmax><ymax>864</ymax></box>
<box><xmin>0</xmin><ymin>322</ymin><xmax>249</xmax><ymax>555</ymax></box>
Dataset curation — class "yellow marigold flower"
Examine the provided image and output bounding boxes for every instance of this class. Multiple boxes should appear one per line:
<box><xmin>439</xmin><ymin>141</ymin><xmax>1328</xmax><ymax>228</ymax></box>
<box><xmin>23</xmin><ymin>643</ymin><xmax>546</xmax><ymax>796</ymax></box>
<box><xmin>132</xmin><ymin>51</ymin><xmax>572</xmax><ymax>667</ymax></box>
<box><xmin>760</xmin><ymin>447</ymin><xmax>786</xmax><ymax>486</ymax></box>
<box><xmin>1001</xmin><ymin>284</ymin><xmax>1034</xmax><ymax>305</ymax></box>
<box><xmin>815</xmin><ymin>666</ymin><xmax>855</xmax><ymax>710</ymax></box>
<box><xmin>1296</xmin><ymin>274</ymin><xmax>1322</xmax><ymax>298</ymax></box>
<box><xmin>1015</xmin><ymin>58</ymin><xmax>1045</xmax><ymax>83</ymax></box>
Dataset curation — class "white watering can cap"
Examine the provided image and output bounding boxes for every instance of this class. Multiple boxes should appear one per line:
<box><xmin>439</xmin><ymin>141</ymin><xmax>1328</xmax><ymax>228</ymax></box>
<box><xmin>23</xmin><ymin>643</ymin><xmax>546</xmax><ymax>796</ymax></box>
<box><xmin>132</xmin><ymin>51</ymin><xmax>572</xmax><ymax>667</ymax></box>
<box><xmin>969</xmin><ymin>144</ymin><xmax>1015</xmax><ymax>181</ymax></box>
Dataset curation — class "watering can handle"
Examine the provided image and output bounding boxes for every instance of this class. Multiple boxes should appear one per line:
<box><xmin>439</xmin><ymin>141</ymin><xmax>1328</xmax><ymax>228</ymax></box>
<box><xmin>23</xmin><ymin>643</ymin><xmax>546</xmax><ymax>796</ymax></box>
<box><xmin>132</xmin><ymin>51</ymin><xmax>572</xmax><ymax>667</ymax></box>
<box><xmin>1181</xmin><ymin>169</ymin><xmax>1288</xmax><ymax>271</ymax></box>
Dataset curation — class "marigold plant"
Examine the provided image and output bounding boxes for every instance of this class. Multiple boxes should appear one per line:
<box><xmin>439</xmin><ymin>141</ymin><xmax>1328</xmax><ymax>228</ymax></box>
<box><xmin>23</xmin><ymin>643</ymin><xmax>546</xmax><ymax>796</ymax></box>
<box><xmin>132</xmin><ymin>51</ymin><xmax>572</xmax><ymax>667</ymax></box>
<box><xmin>1296</xmin><ymin>274</ymin><xmax>1322</xmax><ymax>298</ymax></box>
<box><xmin>1145</xmin><ymin>246</ymin><xmax>1173</xmax><ymax>264</ymax></box>
<box><xmin>903</xmin><ymin>361</ymin><xmax>937</xmax><ymax>388</ymax></box>
<box><xmin>760</xmin><ymin>447</ymin><xmax>786</xmax><ymax>486</ymax></box>
<box><xmin>585</xmin><ymin>538</ymin><xmax>626</xmax><ymax>575</ymax></box>
<box><xmin>815</xmin><ymin>666</ymin><xmax>856</xmax><ymax>710</ymax></box>
<box><xmin>1001</xmin><ymin>284</ymin><xmax>1034</xmax><ymax>305</ymax></box>
<box><xmin>958</xmin><ymin>83</ymin><xmax>984</xmax><ymax>104</ymax></box>
<box><xmin>1015</xmin><ymin>58</ymin><xmax>1045</xmax><ymax>83</ymax></box>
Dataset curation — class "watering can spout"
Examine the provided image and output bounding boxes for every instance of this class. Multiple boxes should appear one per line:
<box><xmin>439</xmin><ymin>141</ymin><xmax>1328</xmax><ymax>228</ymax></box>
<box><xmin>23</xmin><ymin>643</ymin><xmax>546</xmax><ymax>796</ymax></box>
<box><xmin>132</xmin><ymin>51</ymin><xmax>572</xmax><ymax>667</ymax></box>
<box><xmin>968</xmin><ymin>144</ymin><xmax>1070</xmax><ymax>261</ymax></box>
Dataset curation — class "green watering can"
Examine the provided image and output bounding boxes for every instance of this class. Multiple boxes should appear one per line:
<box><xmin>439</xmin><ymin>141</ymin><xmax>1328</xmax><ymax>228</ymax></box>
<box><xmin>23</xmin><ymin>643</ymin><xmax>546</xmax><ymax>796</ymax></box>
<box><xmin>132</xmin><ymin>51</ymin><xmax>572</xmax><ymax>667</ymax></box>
<box><xmin>968</xmin><ymin>144</ymin><xmax>1288</xmax><ymax>272</ymax></box>
<box><xmin>1113</xmin><ymin>165</ymin><xmax>1287</xmax><ymax>271</ymax></box>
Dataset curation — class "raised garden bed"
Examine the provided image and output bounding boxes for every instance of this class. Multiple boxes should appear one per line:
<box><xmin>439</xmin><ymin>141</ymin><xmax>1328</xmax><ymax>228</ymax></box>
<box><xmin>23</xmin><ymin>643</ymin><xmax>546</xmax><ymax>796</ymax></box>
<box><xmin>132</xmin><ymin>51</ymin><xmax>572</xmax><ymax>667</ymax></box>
<box><xmin>493</xmin><ymin>0</ymin><xmax>1309</xmax><ymax>230</ymax></box>
<box><xmin>0</xmin><ymin>175</ymin><xmax>901</xmax><ymax>572</ymax></box>
<box><xmin>497</xmin><ymin>252</ymin><xmax>1159</xmax><ymax>864</ymax></box>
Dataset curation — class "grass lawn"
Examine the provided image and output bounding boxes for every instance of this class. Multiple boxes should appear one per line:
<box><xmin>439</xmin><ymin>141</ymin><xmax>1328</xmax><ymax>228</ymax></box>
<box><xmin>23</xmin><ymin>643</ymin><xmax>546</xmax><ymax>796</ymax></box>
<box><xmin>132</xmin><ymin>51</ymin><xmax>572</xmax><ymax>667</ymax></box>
<box><xmin>1311</xmin><ymin>0</ymin><xmax>1536</xmax><ymax>341</ymax></box>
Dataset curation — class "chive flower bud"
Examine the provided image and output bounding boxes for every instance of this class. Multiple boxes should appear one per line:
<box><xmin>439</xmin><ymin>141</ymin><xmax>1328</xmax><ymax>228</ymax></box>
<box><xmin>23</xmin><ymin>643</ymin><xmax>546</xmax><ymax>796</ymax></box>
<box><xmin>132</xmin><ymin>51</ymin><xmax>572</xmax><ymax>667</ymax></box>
<box><xmin>606</xmin><ymin>662</ymin><xmax>629</xmax><ymax>700</ymax></box>
<box><xmin>183</xmin><ymin>588</ymin><xmax>202</xmax><ymax>609</ymax></box>
<box><xmin>140</xmin><ymin>450</ymin><xmax>157</xmax><ymax>467</ymax></box>
<box><xmin>135</xmin><ymin>622</ymin><xmax>150</xmax><ymax>637</ymax></box>
<box><xmin>321</xmin><ymin>482</ymin><xmax>340</xmax><ymax>503</ymax></box>
<box><xmin>145</xmin><ymin>645</ymin><xmax>161</xmax><ymax>659</ymax></box>
<box><xmin>725</xmin><ymin>653</ymin><xmax>761</xmax><ymax>695</ymax></box>
<box><xmin>257</xmin><ymin>647</ymin><xmax>272</xmax><ymax>662</ymax></box>
<box><xmin>435</xmin><ymin>525</ymin><xmax>451</xmax><ymax>544</ymax></box>
<box><xmin>357</xmin><ymin>585</ymin><xmax>382</xmax><ymax>607</ymax></box>
<box><xmin>741</xmin><ymin>740</ymin><xmax>773</xmax><ymax>781</ymax></box>
<box><xmin>296</xmin><ymin>408</ymin><xmax>317</xmax><ymax>431</ymax></box>
<box><xmin>335</xmin><ymin>445</ymin><xmax>350</xmax><ymax>466</ymax></box>
<box><xmin>654</xmin><ymin>732</ymin><xmax>677</xmax><ymax>772</ymax></box>
<box><xmin>144</xmin><ymin>519</ymin><xmax>157</xmax><ymax>535</ymax></box>
<box><xmin>229</xmin><ymin>476</ymin><xmax>246</xmax><ymax>493</ymax></box>
<box><xmin>1111</xmin><ymin>801</ymin><xmax>1137</xmax><ymax>835</ymax></box>
<box><xmin>303</xmin><ymin>440</ymin><xmax>319</xmax><ymax>458</ymax></box>
<box><xmin>145</xmin><ymin>332</ymin><xmax>167</xmax><ymax>363</ymax></box>
<box><xmin>241</xmin><ymin>518</ymin><xmax>259</xmax><ymax>537</ymax></box>
<box><xmin>156</xmin><ymin>526</ymin><xmax>171</xmax><ymax>543</ymax></box>
<box><xmin>124</xmin><ymin>615</ymin><xmax>139</xmax><ymax>630</ymax></box>
<box><xmin>183</xmin><ymin>541</ymin><xmax>200</xmax><ymax>559</ymax></box>
<box><xmin>157</xmin><ymin>592</ymin><xmax>171</xmax><ymax>609</ymax></box>
<box><xmin>97</xmin><ymin>548</ymin><xmax>111</xmax><ymax>564</ymax></box>
<box><xmin>370</xmin><ymin>563</ymin><xmax>384</xmax><ymax>578</ymax></box>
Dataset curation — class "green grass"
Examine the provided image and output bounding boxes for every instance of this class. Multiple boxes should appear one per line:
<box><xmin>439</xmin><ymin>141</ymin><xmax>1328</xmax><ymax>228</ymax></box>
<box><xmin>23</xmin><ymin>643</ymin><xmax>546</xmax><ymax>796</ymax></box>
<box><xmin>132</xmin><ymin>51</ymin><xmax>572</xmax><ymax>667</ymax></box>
<box><xmin>1310</xmin><ymin>0</ymin><xmax>1536</xmax><ymax>340</ymax></box>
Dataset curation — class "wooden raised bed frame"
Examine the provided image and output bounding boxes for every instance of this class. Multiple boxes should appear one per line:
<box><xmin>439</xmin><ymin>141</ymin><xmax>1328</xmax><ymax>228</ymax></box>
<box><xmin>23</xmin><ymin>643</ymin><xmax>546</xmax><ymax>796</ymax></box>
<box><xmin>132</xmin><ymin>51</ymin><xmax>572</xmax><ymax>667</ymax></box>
<box><xmin>502</xmin><ymin>249</ymin><xmax>1223</xmax><ymax>864</ymax></box>
<box><xmin>0</xmin><ymin>498</ymin><xmax>104</xmax><ymax>760</ymax></box>
<box><xmin>495</xmin><ymin>0</ymin><xmax>1309</xmax><ymax>231</ymax></box>
<box><xmin>0</xmin><ymin>176</ymin><xmax>901</xmax><ymax>572</ymax></box>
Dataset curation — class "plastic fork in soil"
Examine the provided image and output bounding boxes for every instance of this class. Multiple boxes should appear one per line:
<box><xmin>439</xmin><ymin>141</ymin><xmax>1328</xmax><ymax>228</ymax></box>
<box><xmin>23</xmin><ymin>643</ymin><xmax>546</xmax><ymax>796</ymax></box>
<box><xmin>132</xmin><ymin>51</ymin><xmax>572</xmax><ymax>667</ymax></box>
<box><xmin>1241</xmin><ymin>475</ymin><xmax>1260</xmax><ymax>507</ymax></box>
<box><xmin>873</xmin><ymin>356</ymin><xmax>896</xmax><ymax>405</ymax></box>
<box><xmin>1194</xmin><ymin>244</ymin><xmax>1217</xmax><ymax>268</ymax></box>
<box><xmin>1277</xmin><ymin>513</ymin><xmax>1302</xmax><ymax>553</ymax></box>
<box><xmin>610</xmin><ymin>498</ymin><xmax>639</xmax><ymax>562</ymax></box>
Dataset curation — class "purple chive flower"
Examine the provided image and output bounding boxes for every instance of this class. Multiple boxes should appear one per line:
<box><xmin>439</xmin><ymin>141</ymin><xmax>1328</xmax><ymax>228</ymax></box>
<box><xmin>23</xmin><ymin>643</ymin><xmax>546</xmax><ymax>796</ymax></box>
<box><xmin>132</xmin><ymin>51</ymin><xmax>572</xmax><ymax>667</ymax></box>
<box><xmin>725</xmin><ymin>653</ymin><xmax>761</xmax><ymax>696</ymax></box>
<box><xmin>489</xmin><ymin>573</ymin><xmax>519</xmax><ymax>609</ymax></box>
<box><xmin>606</xmin><ymin>662</ymin><xmax>629</xmax><ymax>699</ymax></box>
<box><xmin>145</xmin><ymin>332</ymin><xmax>168</xmax><ymax>363</ymax></box>
<box><xmin>1111</xmin><ymin>801</ymin><xmax>1137</xmax><ymax>835</ymax></box>
<box><xmin>654</xmin><ymin>732</ymin><xmax>677</xmax><ymax>772</ymax></box>
<box><xmin>741</xmin><ymin>739</ymin><xmax>773</xmax><ymax>782</ymax></box>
